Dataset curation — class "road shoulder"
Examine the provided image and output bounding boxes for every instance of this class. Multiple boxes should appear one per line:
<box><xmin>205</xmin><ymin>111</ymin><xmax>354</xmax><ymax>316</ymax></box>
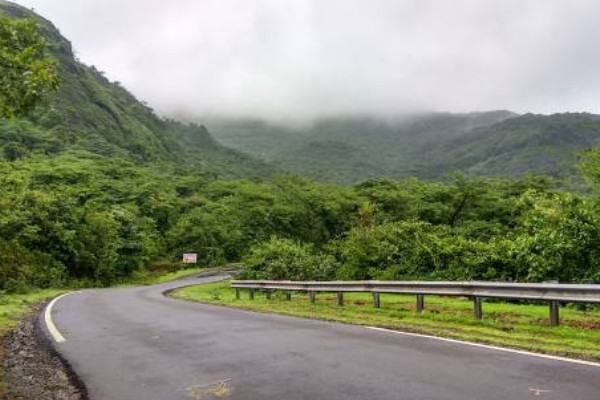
<box><xmin>1</xmin><ymin>302</ymin><xmax>85</xmax><ymax>400</ymax></box>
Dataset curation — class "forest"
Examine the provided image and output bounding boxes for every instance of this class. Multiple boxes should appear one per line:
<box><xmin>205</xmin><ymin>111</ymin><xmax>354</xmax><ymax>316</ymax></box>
<box><xmin>4</xmin><ymin>153</ymin><xmax>600</xmax><ymax>291</ymax></box>
<box><xmin>2</xmin><ymin>2</ymin><xmax>600</xmax><ymax>293</ymax></box>
<box><xmin>207</xmin><ymin>112</ymin><xmax>600</xmax><ymax>184</ymax></box>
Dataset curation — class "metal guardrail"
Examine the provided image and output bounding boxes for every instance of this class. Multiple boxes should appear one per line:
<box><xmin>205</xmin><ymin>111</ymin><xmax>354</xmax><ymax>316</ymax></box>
<box><xmin>230</xmin><ymin>280</ymin><xmax>600</xmax><ymax>326</ymax></box>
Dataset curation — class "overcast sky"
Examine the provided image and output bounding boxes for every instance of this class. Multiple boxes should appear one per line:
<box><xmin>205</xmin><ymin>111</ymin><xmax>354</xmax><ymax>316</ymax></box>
<box><xmin>13</xmin><ymin>0</ymin><xmax>600</xmax><ymax>120</ymax></box>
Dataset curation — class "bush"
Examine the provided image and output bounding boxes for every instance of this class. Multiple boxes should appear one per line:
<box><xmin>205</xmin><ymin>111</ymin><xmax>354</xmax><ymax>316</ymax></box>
<box><xmin>239</xmin><ymin>237</ymin><xmax>337</xmax><ymax>281</ymax></box>
<box><xmin>146</xmin><ymin>260</ymin><xmax>181</xmax><ymax>274</ymax></box>
<box><xmin>0</xmin><ymin>240</ymin><xmax>66</xmax><ymax>292</ymax></box>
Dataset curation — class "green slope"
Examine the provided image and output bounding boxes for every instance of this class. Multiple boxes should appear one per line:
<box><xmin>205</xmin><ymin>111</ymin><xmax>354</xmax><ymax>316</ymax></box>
<box><xmin>207</xmin><ymin>111</ymin><xmax>600</xmax><ymax>183</ymax></box>
<box><xmin>206</xmin><ymin>112</ymin><xmax>515</xmax><ymax>183</ymax></box>
<box><xmin>0</xmin><ymin>1</ymin><xmax>274</xmax><ymax>178</ymax></box>
<box><xmin>428</xmin><ymin>113</ymin><xmax>600</xmax><ymax>178</ymax></box>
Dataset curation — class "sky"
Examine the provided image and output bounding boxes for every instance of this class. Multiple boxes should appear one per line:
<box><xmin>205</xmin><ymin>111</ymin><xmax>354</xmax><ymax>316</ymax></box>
<box><xmin>13</xmin><ymin>0</ymin><xmax>600</xmax><ymax>120</ymax></box>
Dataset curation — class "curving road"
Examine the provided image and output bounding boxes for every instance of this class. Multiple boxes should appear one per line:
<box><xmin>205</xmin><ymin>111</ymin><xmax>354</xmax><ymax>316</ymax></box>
<box><xmin>41</xmin><ymin>274</ymin><xmax>600</xmax><ymax>400</ymax></box>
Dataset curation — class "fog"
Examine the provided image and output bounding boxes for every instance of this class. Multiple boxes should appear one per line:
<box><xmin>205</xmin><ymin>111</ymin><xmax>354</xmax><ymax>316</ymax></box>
<box><xmin>14</xmin><ymin>0</ymin><xmax>600</xmax><ymax>121</ymax></box>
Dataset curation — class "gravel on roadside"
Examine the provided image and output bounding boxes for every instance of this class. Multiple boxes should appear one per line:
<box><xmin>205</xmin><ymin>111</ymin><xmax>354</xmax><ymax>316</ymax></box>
<box><xmin>1</xmin><ymin>304</ymin><xmax>85</xmax><ymax>400</ymax></box>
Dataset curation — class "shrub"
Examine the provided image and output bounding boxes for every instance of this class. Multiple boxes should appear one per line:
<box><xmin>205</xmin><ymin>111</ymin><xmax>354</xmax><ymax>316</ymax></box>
<box><xmin>239</xmin><ymin>237</ymin><xmax>337</xmax><ymax>281</ymax></box>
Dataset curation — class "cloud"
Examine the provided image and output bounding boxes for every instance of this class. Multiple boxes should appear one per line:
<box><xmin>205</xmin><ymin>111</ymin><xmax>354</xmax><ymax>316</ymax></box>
<box><xmin>14</xmin><ymin>0</ymin><xmax>600</xmax><ymax>120</ymax></box>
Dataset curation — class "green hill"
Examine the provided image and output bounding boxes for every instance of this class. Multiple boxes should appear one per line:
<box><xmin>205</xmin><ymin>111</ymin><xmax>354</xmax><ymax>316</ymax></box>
<box><xmin>207</xmin><ymin>111</ymin><xmax>600</xmax><ymax>183</ymax></box>
<box><xmin>0</xmin><ymin>1</ymin><xmax>273</xmax><ymax>178</ymax></box>
<box><xmin>427</xmin><ymin>113</ymin><xmax>600</xmax><ymax>178</ymax></box>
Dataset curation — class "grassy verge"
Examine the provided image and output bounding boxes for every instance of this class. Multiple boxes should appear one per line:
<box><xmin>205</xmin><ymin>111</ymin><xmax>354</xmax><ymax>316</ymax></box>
<box><xmin>0</xmin><ymin>289</ymin><xmax>65</xmax><ymax>396</ymax></box>
<box><xmin>0</xmin><ymin>289</ymin><xmax>66</xmax><ymax>336</ymax></box>
<box><xmin>173</xmin><ymin>280</ymin><xmax>600</xmax><ymax>361</ymax></box>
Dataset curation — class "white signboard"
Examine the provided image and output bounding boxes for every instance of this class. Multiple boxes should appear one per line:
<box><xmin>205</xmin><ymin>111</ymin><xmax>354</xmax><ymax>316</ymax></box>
<box><xmin>182</xmin><ymin>253</ymin><xmax>198</xmax><ymax>264</ymax></box>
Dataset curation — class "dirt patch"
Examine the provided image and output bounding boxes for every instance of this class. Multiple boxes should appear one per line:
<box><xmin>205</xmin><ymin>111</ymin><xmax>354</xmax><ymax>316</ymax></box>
<box><xmin>566</xmin><ymin>320</ymin><xmax>600</xmax><ymax>330</ymax></box>
<box><xmin>1</xmin><ymin>305</ymin><xmax>85</xmax><ymax>400</ymax></box>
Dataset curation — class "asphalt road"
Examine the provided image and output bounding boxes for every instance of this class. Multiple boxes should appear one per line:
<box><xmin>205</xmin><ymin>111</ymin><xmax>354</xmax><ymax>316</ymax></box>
<box><xmin>41</xmin><ymin>274</ymin><xmax>600</xmax><ymax>400</ymax></box>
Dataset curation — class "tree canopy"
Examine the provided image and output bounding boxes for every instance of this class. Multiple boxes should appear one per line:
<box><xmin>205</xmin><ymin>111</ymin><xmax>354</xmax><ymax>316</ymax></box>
<box><xmin>0</xmin><ymin>10</ymin><xmax>59</xmax><ymax>118</ymax></box>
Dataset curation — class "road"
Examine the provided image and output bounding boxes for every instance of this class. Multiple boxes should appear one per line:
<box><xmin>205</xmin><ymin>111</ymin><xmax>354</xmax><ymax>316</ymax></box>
<box><xmin>41</xmin><ymin>274</ymin><xmax>600</xmax><ymax>400</ymax></box>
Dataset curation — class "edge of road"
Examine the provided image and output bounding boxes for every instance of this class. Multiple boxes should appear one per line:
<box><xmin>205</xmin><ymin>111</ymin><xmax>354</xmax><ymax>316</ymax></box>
<box><xmin>37</xmin><ymin>298</ymin><xmax>91</xmax><ymax>400</ymax></box>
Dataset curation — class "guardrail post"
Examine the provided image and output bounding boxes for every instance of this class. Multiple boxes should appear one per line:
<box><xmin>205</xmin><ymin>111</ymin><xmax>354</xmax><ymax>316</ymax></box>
<box><xmin>249</xmin><ymin>289</ymin><xmax>255</xmax><ymax>300</ymax></box>
<box><xmin>549</xmin><ymin>300</ymin><xmax>560</xmax><ymax>327</ymax></box>
<box><xmin>266</xmin><ymin>290</ymin><xmax>272</xmax><ymax>300</ymax></box>
<box><xmin>286</xmin><ymin>291</ymin><xmax>292</xmax><ymax>301</ymax></box>
<box><xmin>416</xmin><ymin>294</ymin><xmax>425</xmax><ymax>313</ymax></box>
<box><xmin>373</xmin><ymin>292</ymin><xmax>381</xmax><ymax>308</ymax></box>
<box><xmin>309</xmin><ymin>291</ymin><xmax>316</xmax><ymax>304</ymax></box>
<box><xmin>473</xmin><ymin>296</ymin><xmax>483</xmax><ymax>319</ymax></box>
<box><xmin>235</xmin><ymin>288</ymin><xmax>240</xmax><ymax>300</ymax></box>
<box><xmin>337</xmin><ymin>292</ymin><xmax>344</xmax><ymax>307</ymax></box>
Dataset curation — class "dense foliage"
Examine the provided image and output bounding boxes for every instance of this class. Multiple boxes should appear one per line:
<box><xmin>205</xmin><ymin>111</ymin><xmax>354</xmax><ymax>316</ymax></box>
<box><xmin>207</xmin><ymin>112</ymin><xmax>600</xmax><ymax>184</ymax></box>
<box><xmin>8</xmin><ymin>149</ymin><xmax>600</xmax><ymax>291</ymax></box>
<box><xmin>237</xmin><ymin>173</ymin><xmax>600</xmax><ymax>284</ymax></box>
<box><xmin>0</xmin><ymin>8</ymin><xmax>59</xmax><ymax>117</ymax></box>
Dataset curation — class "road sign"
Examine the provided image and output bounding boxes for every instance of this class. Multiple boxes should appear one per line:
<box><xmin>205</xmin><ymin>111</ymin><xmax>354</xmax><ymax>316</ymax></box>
<box><xmin>182</xmin><ymin>253</ymin><xmax>197</xmax><ymax>264</ymax></box>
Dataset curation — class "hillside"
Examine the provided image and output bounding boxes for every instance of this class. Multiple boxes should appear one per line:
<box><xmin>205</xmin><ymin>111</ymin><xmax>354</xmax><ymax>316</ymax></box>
<box><xmin>0</xmin><ymin>1</ymin><xmax>273</xmax><ymax>178</ymax></box>
<box><xmin>206</xmin><ymin>111</ymin><xmax>600</xmax><ymax>183</ymax></box>
<box><xmin>427</xmin><ymin>113</ymin><xmax>600</xmax><ymax>178</ymax></box>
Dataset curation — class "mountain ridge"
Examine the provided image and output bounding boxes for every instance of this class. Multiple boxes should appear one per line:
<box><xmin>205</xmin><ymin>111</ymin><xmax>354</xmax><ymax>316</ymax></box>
<box><xmin>206</xmin><ymin>111</ymin><xmax>600</xmax><ymax>183</ymax></box>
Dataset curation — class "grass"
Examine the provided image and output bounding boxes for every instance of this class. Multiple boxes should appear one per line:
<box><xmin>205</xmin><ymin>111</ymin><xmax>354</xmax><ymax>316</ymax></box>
<box><xmin>0</xmin><ymin>289</ymin><xmax>66</xmax><ymax>336</ymax></box>
<box><xmin>173</xmin><ymin>280</ymin><xmax>600</xmax><ymax>361</ymax></box>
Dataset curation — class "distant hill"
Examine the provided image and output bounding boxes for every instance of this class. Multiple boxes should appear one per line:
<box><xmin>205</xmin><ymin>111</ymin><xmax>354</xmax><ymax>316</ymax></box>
<box><xmin>0</xmin><ymin>1</ymin><xmax>273</xmax><ymax>178</ymax></box>
<box><xmin>426</xmin><ymin>113</ymin><xmax>600</xmax><ymax>178</ymax></box>
<box><xmin>206</xmin><ymin>111</ymin><xmax>600</xmax><ymax>183</ymax></box>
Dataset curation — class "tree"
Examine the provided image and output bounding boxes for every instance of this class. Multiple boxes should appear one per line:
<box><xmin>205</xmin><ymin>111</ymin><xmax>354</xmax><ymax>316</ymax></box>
<box><xmin>0</xmin><ymin>10</ymin><xmax>59</xmax><ymax>118</ymax></box>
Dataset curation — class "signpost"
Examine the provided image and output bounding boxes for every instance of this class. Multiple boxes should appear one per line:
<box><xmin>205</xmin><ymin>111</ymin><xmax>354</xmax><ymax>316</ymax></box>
<box><xmin>182</xmin><ymin>253</ymin><xmax>198</xmax><ymax>264</ymax></box>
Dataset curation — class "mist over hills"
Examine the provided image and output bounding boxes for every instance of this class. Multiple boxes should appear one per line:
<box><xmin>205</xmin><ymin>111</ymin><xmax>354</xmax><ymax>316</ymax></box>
<box><xmin>3</xmin><ymin>0</ymin><xmax>600</xmax><ymax>186</ymax></box>
<box><xmin>0</xmin><ymin>1</ymin><xmax>273</xmax><ymax>178</ymax></box>
<box><xmin>206</xmin><ymin>111</ymin><xmax>600</xmax><ymax>183</ymax></box>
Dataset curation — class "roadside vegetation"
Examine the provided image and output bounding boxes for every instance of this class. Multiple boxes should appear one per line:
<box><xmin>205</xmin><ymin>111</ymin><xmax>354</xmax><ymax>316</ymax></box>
<box><xmin>0</xmin><ymin>289</ymin><xmax>64</xmax><ymax>337</ymax></box>
<box><xmin>174</xmin><ymin>281</ymin><xmax>600</xmax><ymax>361</ymax></box>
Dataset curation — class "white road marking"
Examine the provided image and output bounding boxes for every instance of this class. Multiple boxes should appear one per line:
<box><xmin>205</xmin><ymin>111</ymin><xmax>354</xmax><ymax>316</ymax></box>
<box><xmin>529</xmin><ymin>388</ymin><xmax>551</xmax><ymax>396</ymax></box>
<box><xmin>365</xmin><ymin>326</ymin><xmax>600</xmax><ymax>368</ymax></box>
<box><xmin>44</xmin><ymin>292</ymin><xmax>77</xmax><ymax>343</ymax></box>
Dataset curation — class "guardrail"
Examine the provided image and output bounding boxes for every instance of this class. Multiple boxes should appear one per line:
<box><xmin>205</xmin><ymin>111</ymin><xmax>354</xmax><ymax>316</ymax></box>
<box><xmin>230</xmin><ymin>280</ymin><xmax>600</xmax><ymax>326</ymax></box>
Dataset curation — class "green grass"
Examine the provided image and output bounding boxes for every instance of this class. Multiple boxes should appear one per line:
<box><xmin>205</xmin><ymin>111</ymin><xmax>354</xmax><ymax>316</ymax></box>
<box><xmin>173</xmin><ymin>281</ymin><xmax>600</xmax><ymax>361</ymax></box>
<box><xmin>0</xmin><ymin>289</ymin><xmax>65</xmax><ymax>336</ymax></box>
